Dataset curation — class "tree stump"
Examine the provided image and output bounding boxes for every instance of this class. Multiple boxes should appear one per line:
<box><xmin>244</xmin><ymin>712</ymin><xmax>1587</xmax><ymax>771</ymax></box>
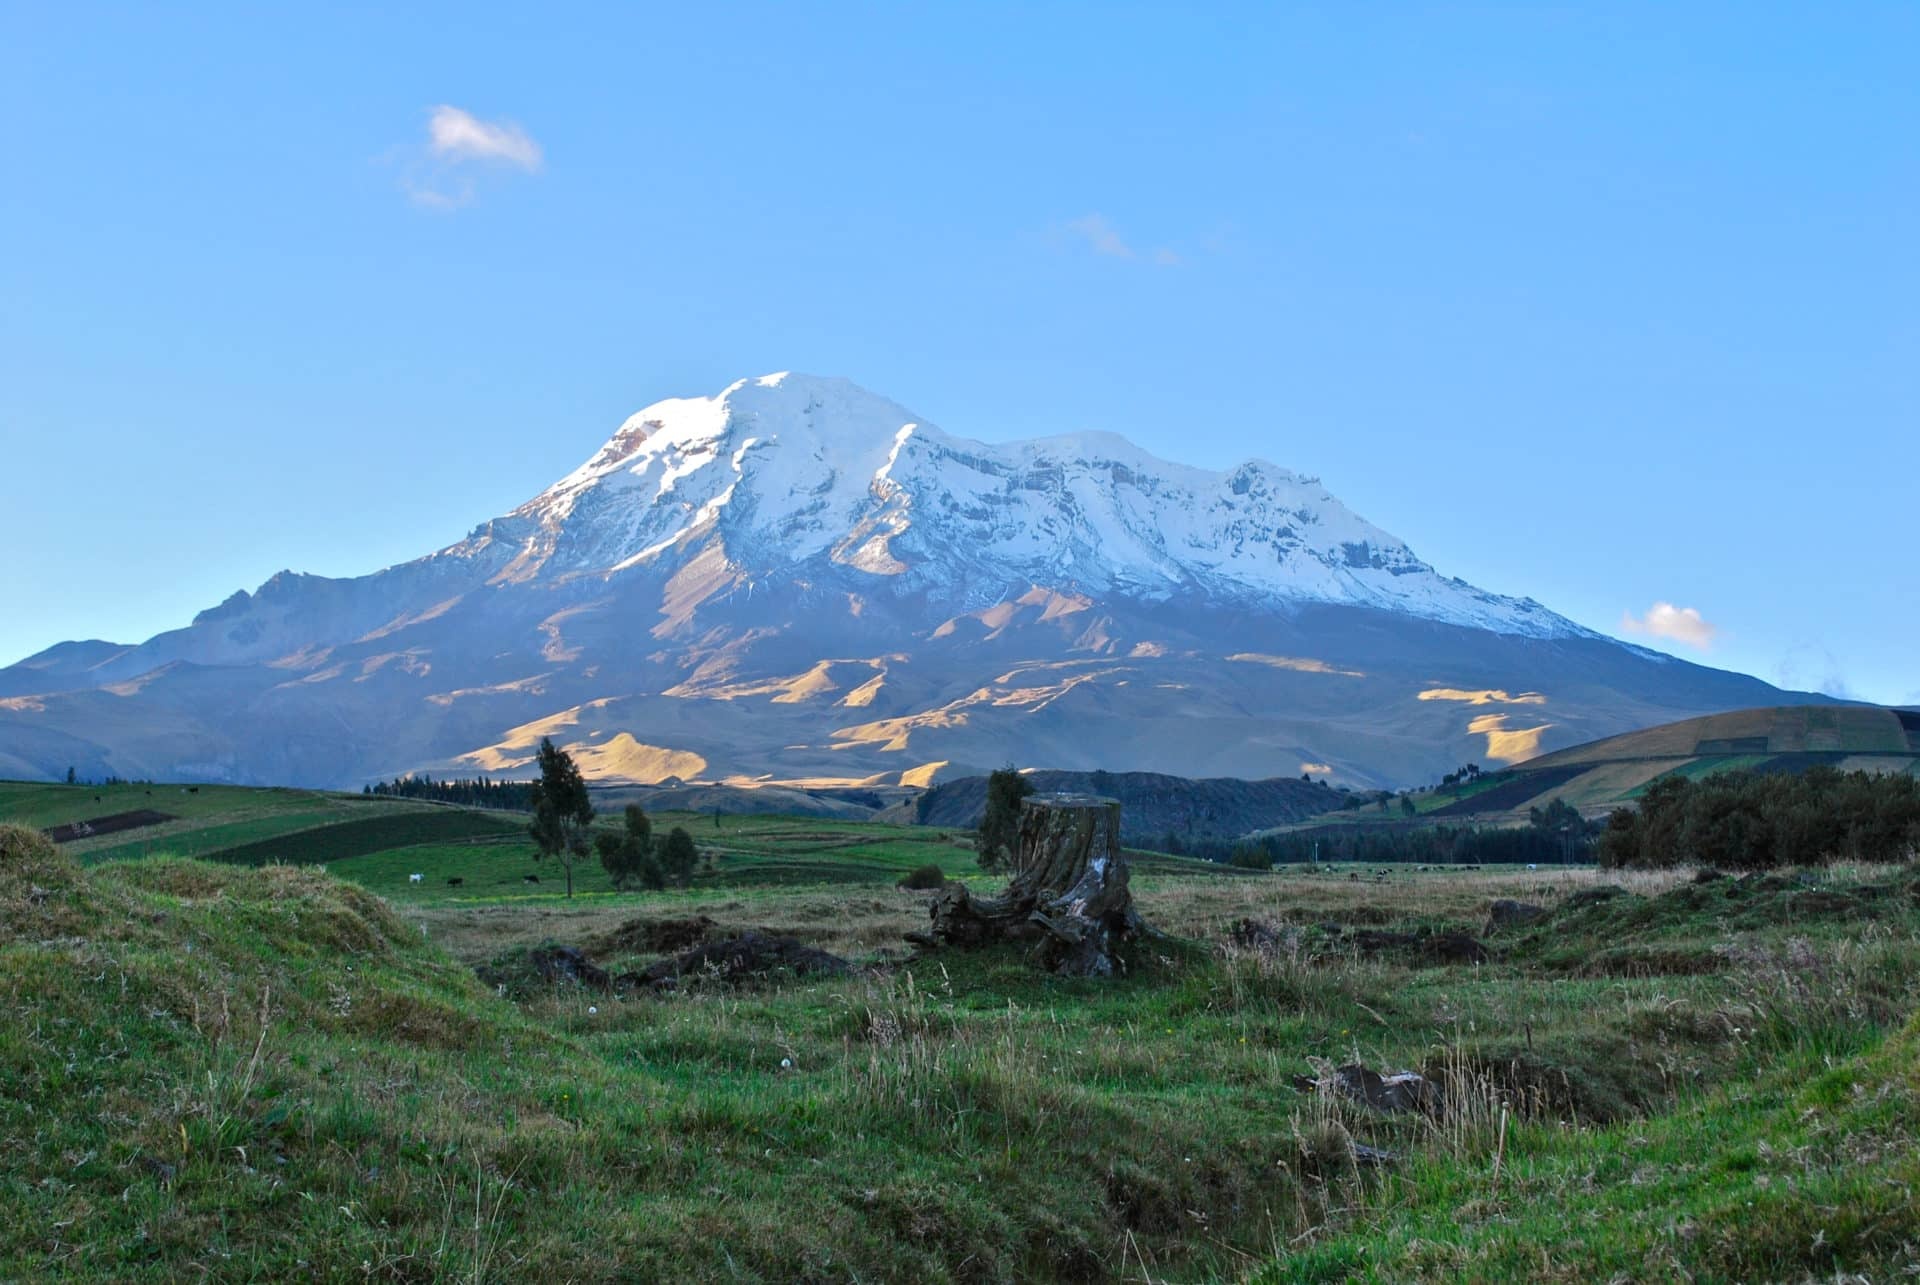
<box><xmin>910</xmin><ymin>793</ymin><xmax>1145</xmax><ymax>977</ymax></box>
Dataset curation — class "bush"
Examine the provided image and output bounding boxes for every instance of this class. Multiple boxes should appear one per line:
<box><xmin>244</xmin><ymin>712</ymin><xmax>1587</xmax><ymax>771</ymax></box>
<box><xmin>897</xmin><ymin>864</ymin><xmax>945</xmax><ymax>890</ymax></box>
<box><xmin>977</xmin><ymin>766</ymin><xmax>1033</xmax><ymax>871</ymax></box>
<box><xmin>1601</xmin><ymin>767</ymin><xmax>1920</xmax><ymax>869</ymax></box>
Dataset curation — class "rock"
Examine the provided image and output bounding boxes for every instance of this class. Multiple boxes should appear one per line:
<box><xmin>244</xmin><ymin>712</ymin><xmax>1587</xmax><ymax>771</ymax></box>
<box><xmin>1296</xmin><ymin>1063</ymin><xmax>1445</xmax><ymax>1115</ymax></box>
<box><xmin>1487</xmin><ymin>898</ymin><xmax>1546</xmax><ymax>929</ymax></box>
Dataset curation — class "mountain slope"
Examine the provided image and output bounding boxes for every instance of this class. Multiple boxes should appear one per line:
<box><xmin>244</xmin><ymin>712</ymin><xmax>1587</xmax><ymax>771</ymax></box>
<box><xmin>0</xmin><ymin>373</ymin><xmax>1831</xmax><ymax>789</ymax></box>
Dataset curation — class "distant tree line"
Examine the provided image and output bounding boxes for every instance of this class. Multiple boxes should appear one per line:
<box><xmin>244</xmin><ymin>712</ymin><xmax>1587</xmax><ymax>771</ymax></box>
<box><xmin>365</xmin><ymin>774</ymin><xmax>535</xmax><ymax>810</ymax></box>
<box><xmin>1174</xmin><ymin>800</ymin><xmax>1597</xmax><ymax>868</ymax></box>
<box><xmin>1597</xmin><ymin>767</ymin><xmax>1920</xmax><ymax>870</ymax></box>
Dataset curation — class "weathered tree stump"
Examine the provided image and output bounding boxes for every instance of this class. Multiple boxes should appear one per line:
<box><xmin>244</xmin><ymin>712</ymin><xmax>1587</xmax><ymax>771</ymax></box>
<box><xmin>910</xmin><ymin>793</ymin><xmax>1145</xmax><ymax>977</ymax></box>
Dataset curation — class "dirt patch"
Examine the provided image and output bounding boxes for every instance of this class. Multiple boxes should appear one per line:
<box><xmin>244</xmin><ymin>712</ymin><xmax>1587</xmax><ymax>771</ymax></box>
<box><xmin>44</xmin><ymin>810</ymin><xmax>175</xmax><ymax>844</ymax></box>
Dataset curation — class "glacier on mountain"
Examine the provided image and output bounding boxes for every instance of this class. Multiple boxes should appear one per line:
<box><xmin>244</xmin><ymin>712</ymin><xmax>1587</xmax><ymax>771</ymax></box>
<box><xmin>443</xmin><ymin>372</ymin><xmax>1582</xmax><ymax>638</ymax></box>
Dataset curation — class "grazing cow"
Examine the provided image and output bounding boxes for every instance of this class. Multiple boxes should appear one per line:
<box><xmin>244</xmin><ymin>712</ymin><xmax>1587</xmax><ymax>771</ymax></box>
<box><xmin>447</xmin><ymin>877</ymin><xmax>464</xmax><ymax>888</ymax></box>
<box><xmin>408</xmin><ymin>873</ymin><xmax>423</xmax><ymax>884</ymax></box>
<box><xmin>523</xmin><ymin>874</ymin><xmax>540</xmax><ymax>884</ymax></box>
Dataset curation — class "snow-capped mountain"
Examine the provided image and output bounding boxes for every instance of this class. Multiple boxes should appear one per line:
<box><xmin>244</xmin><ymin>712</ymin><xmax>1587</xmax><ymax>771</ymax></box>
<box><xmin>442</xmin><ymin>373</ymin><xmax>1577</xmax><ymax>635</ymax></box>
<box><xmin>0</xmin><ymin>373</ymin><xmax>1816</xmax><ymax>791</ymax></box>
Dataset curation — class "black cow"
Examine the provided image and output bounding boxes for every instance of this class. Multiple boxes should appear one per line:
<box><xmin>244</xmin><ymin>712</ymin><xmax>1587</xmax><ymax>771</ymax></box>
<box><xmin>447</xmin><ymin>877</ymin><xmax>464</xmax><ymax>888</ymax></box>
<box><xmin>522</xmin><ymin>874</ymin><xmax>540</xmax><ymax>884</ymax></box>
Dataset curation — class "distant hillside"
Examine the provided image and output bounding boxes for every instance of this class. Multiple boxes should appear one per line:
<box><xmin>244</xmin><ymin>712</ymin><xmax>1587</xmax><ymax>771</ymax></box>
<box><xmin>911</xmin><ymin>769</ymin><xmax>1344</xmax><ymax>841</ymax></box>
<box><xmin>1393</xmin><ymin>706</ymin><xmax>1920</xmax><ymax>823</ymax></box>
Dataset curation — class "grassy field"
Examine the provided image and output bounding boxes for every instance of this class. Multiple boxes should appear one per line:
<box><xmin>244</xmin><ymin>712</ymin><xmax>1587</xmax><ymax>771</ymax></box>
<box><xmin>2</xmin><ymin>783</ymin><xmax>1918</xmax><ymax>1281</ymax></box>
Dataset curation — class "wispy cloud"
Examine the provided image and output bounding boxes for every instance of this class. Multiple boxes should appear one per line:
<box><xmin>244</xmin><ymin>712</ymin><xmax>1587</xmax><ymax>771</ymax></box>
<box><xmin>1621</xmin><ymin>601</ymin><xmax>1719</xmax><ymax>650</ymax></box>
<box><xmin>428</xmin><ymin>105</ymin><xmax>542</xmax><ymax>169</ymax></box>
<box><xmin>1063</xmin><ymin>213</ymin><xmax>1181</xmax><ymax>266</ymax></box>
<box><xmin>398</xmin><ymin>105</ymin><xmax>542</xmax><ymax>210</ymax></box>
<box><xmin>1775</xmin><ymin>643</ymin><xmax>1857</xmax><ymax>700</ymax></box>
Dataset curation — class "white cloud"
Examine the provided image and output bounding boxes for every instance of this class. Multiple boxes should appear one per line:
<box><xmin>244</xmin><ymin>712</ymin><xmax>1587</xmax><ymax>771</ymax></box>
<box><xmin>427</xmin><ymin>105</ymin><xmax>543</xmax><ymax>170</ymax></box>
<box><xmin>398</xmin><ymin>106</ymin><xmax>542</xmax><ymax>210</ymax></box>
<box><xmin>1063</xmin><ymin>214</ymin><xmax>1179</xmax><ymax>266</ymax></box>
<box><xmin>1620</xmin><ymin>601</ymin><xmax>1719</xmax><ymax>650</ymax></box>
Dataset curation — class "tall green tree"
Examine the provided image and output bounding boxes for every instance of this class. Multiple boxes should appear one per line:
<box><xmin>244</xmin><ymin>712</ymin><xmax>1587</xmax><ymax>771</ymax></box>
<box><xmin>594</xmin><ymin>803</ymin><xmax>658</xmax><ymax>891</ymax></box>
<box><xmin>528</xmin><ymin>737</ymin><xmax>594</xmax><ymax>898</ymax></box>
<box><xmin>660</xmin><ymin>826</ymin><xmax>699</xmax><ymax>887</ymax></box>
<box><xmin>977</xmin><ymin>765</ymin><xmax>1034</xmax><ymax>871</ymax></box>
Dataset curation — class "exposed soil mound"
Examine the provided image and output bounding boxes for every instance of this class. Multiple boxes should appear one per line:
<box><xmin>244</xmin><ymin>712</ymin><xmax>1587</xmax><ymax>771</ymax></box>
<box><xmin>1325</xmin><ymin>923</ymin><xmax>1491</xmax><ymax>965</ymax></box>
<box><xmin>634</xmin><ymin>931</ymin><xmax>851</xmax><ymax>989</ymax></box>
<box><xmin>1487</xmin><ymin>898</ymin><xmax>1546</xmax><ymax>929</ymax></box>
<box><xmin>477</xmin><ymin>940</ymin><xmax>615</xmax><ymax>995</ymax></box>
<box><xmin>586</xmin><ymin>915</ymin><xmax>719</xmax><ymax>957</ymax></box>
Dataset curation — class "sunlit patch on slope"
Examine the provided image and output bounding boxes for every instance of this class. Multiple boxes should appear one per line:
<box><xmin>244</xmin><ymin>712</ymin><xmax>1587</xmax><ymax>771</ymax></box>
<box><xmin>654</xmin><ymin>543</ymin><xmax>744</xmax><ymax>636</ymax></box>
<box><xmin>931</xmin><ymin>587</ymin><xmax>1095</xmax><ymax>640</ymax></box>
<box><xmin>1227</xmin><ymin>653</ymin><xmax>1366</xmax><ymax>677</ymax></box>
<box><xmin>665</xmin><ymin>658</ymin><xmax>895</xmax><ymax>706</ymax></box>
<box><xmin>424</xmin><ymin>673</ymin><xmax>550</xmax><ymax>707</ymax></box>
<box><xmin>1419</xmin><ymin>687</ymin><xmax>1548</xmax><ymax>706</ymax></box>
<box><xmin>458</xmin><ymin>703</ymin><xmax>597</xmax><ymax>768</ymax></box>
<box><xmin>564</xmin><ymin>733</ymin><xmax>707</xmax><ymax>783</ymax></box>
<box><xmin>358</xmin><ymin>595</ymin><xmax>464</xmax><ymax>642</ymax></box>
<box><xmin>833</xmin><ymin>664</ymin><xmax>1128</xmax><ymax>751</ymax></box>
<box><xmin>1469</xmin><ymin>713</ymin><xmax>1554</xmax><ymax>763</ymax></box>
<box><xmin>898</xmin><ymin>760</ymin><xmax>949</xmax><ymax>788</ymax></box>
<box><xmin>265</xmin><ymin>644</ymin><xmax>335</xmax><ymax>670</ymax></box>
<box><xmin>354</xmin><ymin>652</ymin><xmax>432</xmax><ymax>682</ymax></box>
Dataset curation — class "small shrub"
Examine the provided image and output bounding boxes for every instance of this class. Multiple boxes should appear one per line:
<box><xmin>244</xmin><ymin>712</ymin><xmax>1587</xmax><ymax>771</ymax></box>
<box><xmin>896</xmin><ymin>864</ymin><xmax>945</xmax><ymax>890</ymax></box>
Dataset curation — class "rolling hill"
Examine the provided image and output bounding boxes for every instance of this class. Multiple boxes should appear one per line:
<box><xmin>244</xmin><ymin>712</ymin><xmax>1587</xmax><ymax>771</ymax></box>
<box><xmin>1391</xmin><ymin>705</ymin><xmax>1920</xmax><ymax>822</ymax></box>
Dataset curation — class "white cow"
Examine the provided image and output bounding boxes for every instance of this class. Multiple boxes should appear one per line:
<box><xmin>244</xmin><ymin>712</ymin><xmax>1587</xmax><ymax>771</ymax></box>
<box><xmin>408</xmin><ymin>873</ymin><xmax>423</xmax><ymax>883</ymax></box>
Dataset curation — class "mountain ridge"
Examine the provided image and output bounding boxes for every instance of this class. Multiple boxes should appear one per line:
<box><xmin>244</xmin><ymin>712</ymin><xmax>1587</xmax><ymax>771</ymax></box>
<box><xmin>0</xmin><ymin>372</ymin><xmax>1830</xmax><ymax>789</ymax></box>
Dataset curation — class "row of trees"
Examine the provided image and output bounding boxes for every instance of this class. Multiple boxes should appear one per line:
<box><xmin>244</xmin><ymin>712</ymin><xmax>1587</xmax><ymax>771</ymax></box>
<box><xmin>527</xmin><ymin>738</ymin><xmax>700</xmax><ymax>896</ymax></box>
<box><xmin>365</xmin><ymin>774</ymin><xmax>534</xmax><ymax>810</ymax></box>
<box><xmin>1597</xmin><ymin>767</ymin><xmax>1920</xmax><ymax>869</ymax></box>
<box><xmin>1201</xmin><ymin>809</ymin><xmax>1596</xmax><ymax>869</ymax></box>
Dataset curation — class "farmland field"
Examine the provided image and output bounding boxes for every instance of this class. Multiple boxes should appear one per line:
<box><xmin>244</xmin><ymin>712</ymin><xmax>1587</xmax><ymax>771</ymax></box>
<box><xmin>2</xmin><ymin>780</ymin><xmax>1917</xmax><ymax>1281</ymax></box>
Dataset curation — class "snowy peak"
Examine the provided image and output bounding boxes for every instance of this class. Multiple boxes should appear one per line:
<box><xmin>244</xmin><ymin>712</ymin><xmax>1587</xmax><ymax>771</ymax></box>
<box><xmin>458</xmin><ymin>373</ymin><xmax>1582</xmax><ymax>638</ymax></box>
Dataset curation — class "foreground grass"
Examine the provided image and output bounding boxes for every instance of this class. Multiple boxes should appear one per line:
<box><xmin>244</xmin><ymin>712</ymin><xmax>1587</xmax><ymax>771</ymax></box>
<box><xmin>4</xmin><ymin>820</ymin><xmax>1918</xmax><ymax>1281</ymax></box>
<box><xmin>1267</xmin><ymin>1015</ymin><xmax>1920</xmax><ymax>1281</ymax></box>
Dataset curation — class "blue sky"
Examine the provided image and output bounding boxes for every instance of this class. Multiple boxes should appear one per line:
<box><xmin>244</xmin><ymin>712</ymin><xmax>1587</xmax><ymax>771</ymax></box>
<box><xmin>3</xmin><ymin>3</ymin><xmax>1915</xmax><ymax>703</ymax></box>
